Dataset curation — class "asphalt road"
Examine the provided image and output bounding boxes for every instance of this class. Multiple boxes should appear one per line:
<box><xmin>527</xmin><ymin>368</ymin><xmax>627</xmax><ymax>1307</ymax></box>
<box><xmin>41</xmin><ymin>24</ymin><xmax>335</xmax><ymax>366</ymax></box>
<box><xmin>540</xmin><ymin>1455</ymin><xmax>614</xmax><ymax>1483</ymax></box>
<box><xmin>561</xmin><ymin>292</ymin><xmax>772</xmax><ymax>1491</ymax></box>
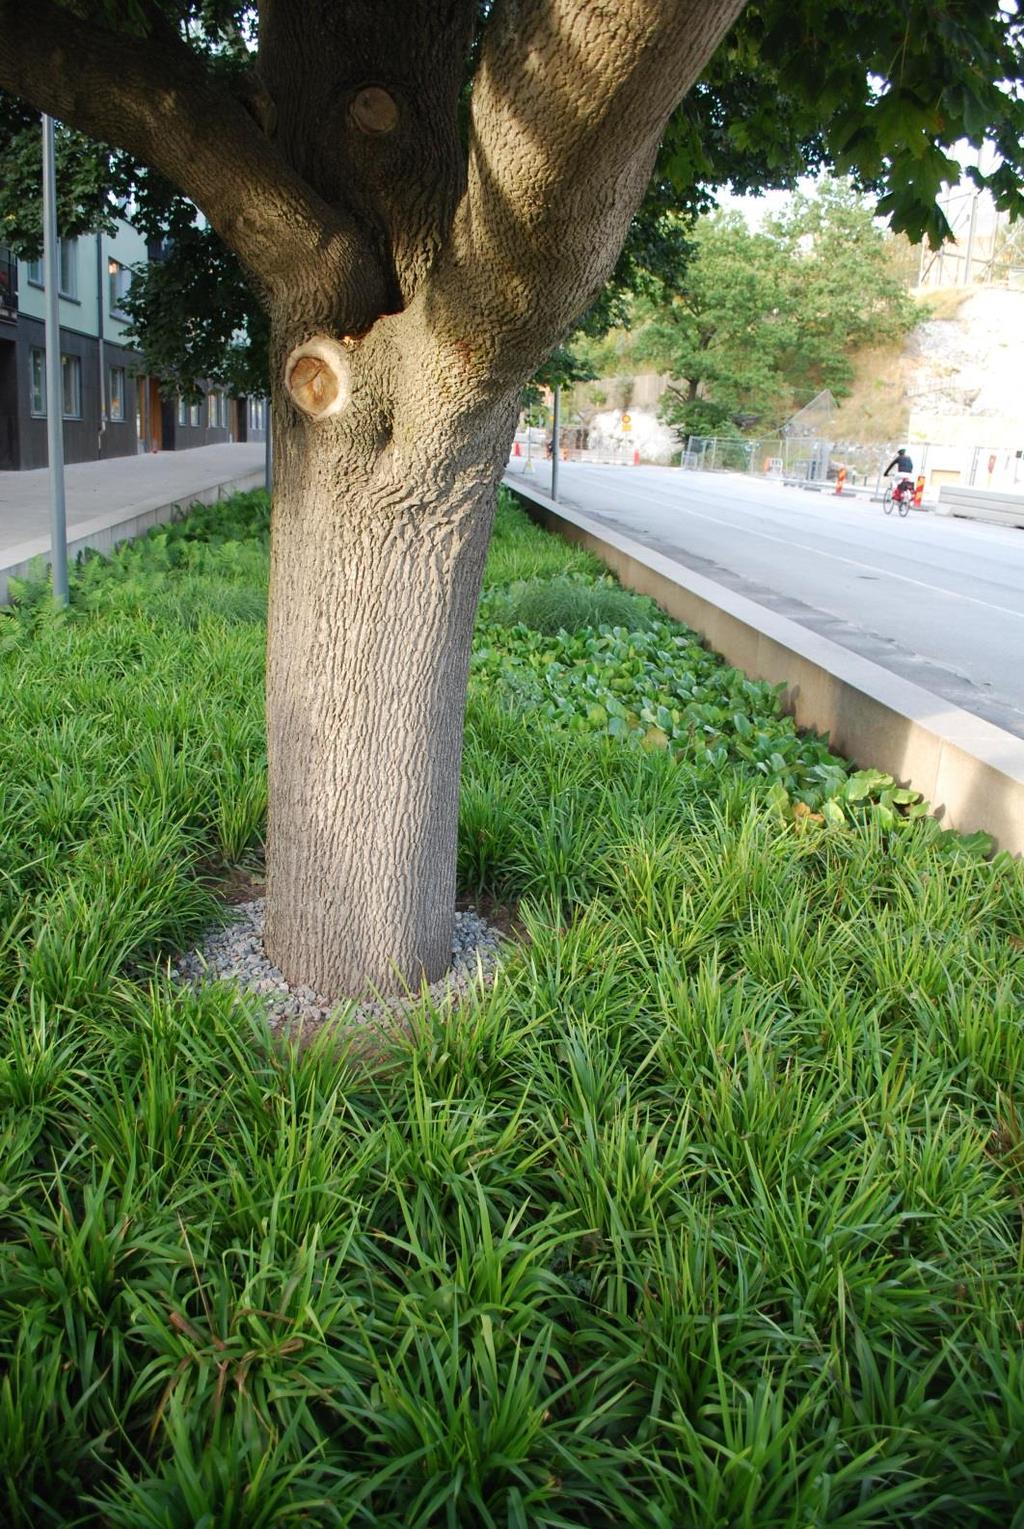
<box><xmin>508</xmin><ymin>459</ymin><xmax>1024</xmax><ymax>740</ymax></box>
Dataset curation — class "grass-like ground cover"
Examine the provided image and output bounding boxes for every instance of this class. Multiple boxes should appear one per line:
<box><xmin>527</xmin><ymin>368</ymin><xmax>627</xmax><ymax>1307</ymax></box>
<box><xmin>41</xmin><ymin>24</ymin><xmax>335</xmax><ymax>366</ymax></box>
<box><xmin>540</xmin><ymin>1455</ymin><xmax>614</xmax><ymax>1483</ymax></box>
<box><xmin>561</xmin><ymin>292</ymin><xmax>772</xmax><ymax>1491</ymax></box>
<box><xmin>1</xmin><ymin>490</ymin><xmax>1022</xmax><ymax>1526</ymax></box>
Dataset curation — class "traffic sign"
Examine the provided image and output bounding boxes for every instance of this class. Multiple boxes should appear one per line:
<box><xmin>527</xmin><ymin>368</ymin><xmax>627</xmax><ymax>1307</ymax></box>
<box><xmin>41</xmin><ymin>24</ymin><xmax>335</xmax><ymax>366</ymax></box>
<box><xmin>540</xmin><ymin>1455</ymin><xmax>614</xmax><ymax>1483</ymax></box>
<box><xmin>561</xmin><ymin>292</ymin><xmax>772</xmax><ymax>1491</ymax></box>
<box><xmin>621</xmin><ymin>413</ymin><xmax>632</xmax><ymax>432</ymax></box>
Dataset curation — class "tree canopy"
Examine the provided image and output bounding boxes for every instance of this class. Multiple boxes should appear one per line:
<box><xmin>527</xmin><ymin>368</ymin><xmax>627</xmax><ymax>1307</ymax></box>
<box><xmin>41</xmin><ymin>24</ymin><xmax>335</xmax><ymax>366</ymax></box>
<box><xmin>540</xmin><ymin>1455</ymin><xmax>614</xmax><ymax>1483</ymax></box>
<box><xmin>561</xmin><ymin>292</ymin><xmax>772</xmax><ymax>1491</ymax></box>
<box><xmin>0</xmin><ymin>0</ymin><xmax>1020</xmax><ymax>394</ymax></box>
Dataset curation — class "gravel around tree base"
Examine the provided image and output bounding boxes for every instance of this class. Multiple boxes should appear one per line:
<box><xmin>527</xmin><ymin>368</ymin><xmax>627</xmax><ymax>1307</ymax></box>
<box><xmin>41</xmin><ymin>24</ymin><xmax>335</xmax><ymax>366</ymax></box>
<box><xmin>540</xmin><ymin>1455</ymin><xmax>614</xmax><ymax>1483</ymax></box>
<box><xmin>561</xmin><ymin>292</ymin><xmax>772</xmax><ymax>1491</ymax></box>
<box><xmin>173</xmin><ymin>899</ymin><xmax>505</xmax><ymax>1041</ymax></box>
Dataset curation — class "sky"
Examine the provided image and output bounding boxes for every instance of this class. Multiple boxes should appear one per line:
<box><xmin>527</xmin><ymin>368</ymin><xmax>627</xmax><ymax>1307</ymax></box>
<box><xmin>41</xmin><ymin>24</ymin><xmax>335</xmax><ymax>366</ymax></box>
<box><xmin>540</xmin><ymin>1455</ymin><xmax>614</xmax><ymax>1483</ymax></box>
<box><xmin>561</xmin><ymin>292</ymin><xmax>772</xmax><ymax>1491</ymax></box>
<box><xmin>717</xmin><ymin>140</ymin><xmax>1003</xmax><ymax>234</ymax></box>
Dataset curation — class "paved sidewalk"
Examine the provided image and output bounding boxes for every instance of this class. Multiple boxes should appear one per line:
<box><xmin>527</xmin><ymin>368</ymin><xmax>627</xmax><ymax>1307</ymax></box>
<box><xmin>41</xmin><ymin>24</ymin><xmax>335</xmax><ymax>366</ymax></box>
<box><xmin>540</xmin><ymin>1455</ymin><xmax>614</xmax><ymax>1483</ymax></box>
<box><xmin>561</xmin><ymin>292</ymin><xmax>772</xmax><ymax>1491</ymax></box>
<box><xmin>0</xmin><ymin>444</ymin><xmax>265</xmax><ymax>598</ymax></box>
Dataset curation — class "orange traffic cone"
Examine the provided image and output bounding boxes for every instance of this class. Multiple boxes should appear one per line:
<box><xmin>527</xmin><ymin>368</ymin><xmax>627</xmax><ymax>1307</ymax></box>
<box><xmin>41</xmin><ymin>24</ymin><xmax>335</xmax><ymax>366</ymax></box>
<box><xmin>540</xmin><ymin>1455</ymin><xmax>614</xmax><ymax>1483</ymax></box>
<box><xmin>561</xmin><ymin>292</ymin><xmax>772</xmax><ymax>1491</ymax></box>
<box><xmin>513</xmin><ymin>441</ymin><xmax>521</xmax><ymax>457</ymax></box>
<box><xmin>633</xmin><ymin>448</ymin><xmax>640</xmax><ymax>465</ymax></box>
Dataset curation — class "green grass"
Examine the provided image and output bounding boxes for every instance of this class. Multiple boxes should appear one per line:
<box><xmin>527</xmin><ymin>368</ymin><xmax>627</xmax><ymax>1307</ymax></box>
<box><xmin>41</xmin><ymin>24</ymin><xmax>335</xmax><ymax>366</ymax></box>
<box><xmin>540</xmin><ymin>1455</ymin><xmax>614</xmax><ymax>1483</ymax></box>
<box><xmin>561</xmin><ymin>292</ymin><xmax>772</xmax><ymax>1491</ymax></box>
<box><xmin>480</xmin><ymin>575</ymin><xmax>661</xmax><ymax>635</ymax></box>
<box><xmin>0</xmin><ymin>489</ymin><xmax>1022</xmax><ymax>1524</ymax></box>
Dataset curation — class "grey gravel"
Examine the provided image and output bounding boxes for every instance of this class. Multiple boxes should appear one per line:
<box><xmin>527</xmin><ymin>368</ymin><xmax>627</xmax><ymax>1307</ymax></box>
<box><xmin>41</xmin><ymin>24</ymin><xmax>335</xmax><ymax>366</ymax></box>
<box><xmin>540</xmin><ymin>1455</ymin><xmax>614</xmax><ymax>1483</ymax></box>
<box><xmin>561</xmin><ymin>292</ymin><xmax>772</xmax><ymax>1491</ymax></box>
<box><xmin>173</xmin><ymin>900</ymin><xmax>505</xmax><ymax>1040</ymax></box>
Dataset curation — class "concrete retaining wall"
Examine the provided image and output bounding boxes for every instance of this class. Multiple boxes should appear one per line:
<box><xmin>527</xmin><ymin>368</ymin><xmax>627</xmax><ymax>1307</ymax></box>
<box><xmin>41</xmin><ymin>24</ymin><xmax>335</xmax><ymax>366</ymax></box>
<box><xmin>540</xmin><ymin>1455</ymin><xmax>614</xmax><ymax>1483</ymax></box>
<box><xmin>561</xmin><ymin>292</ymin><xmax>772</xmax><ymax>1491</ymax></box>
<box><xmin>506</xmin><ymin>476</ymin><xmax>1024</xmax><ymax>856</ymax></box>
<box><xmin>0</xmin><ymin>469</ymin><xmax>265</xmax><ymax>604</ymax></box>
<box><xmin>937</xmin><ymin>484</ymin><xmax>1024</xmax><ymax>530</ymax></box>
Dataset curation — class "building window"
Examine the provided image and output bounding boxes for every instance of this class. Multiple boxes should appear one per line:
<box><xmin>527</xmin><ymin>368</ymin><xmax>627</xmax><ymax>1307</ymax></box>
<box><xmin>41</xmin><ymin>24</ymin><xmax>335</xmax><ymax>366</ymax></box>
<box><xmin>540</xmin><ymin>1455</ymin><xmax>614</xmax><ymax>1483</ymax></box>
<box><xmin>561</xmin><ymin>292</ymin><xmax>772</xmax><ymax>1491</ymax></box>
<box><xmin>109</xmin><ymin>366</ymin><xmax>126</xmax><ymax>422</ymax></box>
<box><xmin>208</xmin><ymin>390</ymin><xmax>225</xmax><ymax>428</ymax></box>
<box><xmin>30</xmin><ymin>350</ymin><xmax>83</xmax><ymax>417</ymax></box>
<box><xmin>62</xmin><ymin>353</ymin><xmax>81</xmax><ymax>418</ymax></box>
<box><xmin>189</xmin><ymin>400</ymin><xmax>201</xmax><ymax>427</ymax></box>
<box><xmin>25</xmin><ymin>243</ymin><xmax>78</xmax><ymax>295</ymax></box>
<box><xmin>29</xmin><ymin>348</ymin><xmax>46</xmax><ymax>415</ymax></box>
<box><xmin>59</xmin><ymin>239</ymin><xmax>78</xmax><ymax>299</ymax></box>
<box><xmin>108</xmin><ymin>258</ymin><xmax>132</xmax><ymax>314</ymax></box>
<box><xmin>177</xmin><ymin>396</ymin><xmax>188</xmax><ymax>427</ymax></box>
<box><xmin>248</xmin><ymin>397</ymin><xmax>267</xmax><ymax>431</ymax></box>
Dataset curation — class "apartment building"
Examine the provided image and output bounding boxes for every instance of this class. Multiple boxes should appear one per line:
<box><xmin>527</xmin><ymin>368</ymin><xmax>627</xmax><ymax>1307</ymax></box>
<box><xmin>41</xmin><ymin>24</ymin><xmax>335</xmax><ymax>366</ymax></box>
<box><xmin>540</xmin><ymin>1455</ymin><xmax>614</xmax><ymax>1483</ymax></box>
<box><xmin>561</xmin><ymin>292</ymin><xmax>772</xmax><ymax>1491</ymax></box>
<box><xmin>0</xmin><ymin>223</ymin><xmax>266</xmax><ymax>470</ymax></box>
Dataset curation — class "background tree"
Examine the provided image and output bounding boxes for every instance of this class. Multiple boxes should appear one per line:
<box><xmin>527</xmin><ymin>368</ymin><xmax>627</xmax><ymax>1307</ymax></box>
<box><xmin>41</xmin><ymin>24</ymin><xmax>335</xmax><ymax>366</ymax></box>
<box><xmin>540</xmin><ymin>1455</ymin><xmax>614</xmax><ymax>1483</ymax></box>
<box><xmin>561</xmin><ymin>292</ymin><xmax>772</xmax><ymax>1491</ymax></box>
<box><xmin>0</xmin><ymin>2</ymin><xmax>1020</xmax><ymax>997</ymax></box>
<box><xmin>635</xmin><ymin>180</ymin><xmax>917</xmax><ymax>436</ymax></box>
<box><xmin>634</xmin><ymin>210</ymin><xmax>798</xmax><ymax>434</ymax></box>
<box><xmin>765</xmin><ymin>177</ymin><xmax>918</xmax><ymax>396</ymax></box>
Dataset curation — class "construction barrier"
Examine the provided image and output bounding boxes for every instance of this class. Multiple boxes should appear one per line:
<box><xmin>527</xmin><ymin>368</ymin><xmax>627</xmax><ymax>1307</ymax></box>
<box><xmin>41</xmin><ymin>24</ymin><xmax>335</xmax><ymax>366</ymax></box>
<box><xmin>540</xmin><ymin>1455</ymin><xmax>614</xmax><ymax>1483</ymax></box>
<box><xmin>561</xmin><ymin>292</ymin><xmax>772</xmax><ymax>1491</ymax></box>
<box><xmin>834</xmin><ymin>467</ymin><xmax>847</xmax><ymax>495</ymax></box>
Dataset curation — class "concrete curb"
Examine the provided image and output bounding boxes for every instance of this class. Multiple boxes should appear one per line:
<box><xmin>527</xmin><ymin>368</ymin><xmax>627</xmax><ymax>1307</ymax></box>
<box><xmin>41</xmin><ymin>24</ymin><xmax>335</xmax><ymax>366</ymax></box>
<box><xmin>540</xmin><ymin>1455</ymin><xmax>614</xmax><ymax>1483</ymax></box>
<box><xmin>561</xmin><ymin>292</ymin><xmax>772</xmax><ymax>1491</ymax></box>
<box><xmin>0</xmin><ymin>468</ymin><xmax>265</xmax><ymax>604</ymax></box>
<box><xmin>505</xmin><ymin>475</ymin><xmax>1024</xmax><ymax>856</ymax></box>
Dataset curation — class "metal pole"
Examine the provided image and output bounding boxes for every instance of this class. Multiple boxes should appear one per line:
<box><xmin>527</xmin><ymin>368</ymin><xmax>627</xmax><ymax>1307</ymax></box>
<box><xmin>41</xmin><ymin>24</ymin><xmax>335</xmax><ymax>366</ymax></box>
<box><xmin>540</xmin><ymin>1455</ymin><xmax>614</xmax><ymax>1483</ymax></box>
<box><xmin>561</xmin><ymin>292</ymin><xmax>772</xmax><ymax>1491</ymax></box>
<box><xmin>95</xmin><ymin>233</ymin><xmax>106</xmax><ymax>459</ymax></box>
<box><xmin>550</xmin><ymin>384</ymin><xmax>560</xmax><ymax>501</ymax></box>
<box><xmin>963</xmin><ymin>192</ymin><xmax>979</xmax><ymax>286</ymax></box>
<box><xmin>42</xmin><ymin>114</ymin><xmax>68</xmax><ymax>604</ymax></box>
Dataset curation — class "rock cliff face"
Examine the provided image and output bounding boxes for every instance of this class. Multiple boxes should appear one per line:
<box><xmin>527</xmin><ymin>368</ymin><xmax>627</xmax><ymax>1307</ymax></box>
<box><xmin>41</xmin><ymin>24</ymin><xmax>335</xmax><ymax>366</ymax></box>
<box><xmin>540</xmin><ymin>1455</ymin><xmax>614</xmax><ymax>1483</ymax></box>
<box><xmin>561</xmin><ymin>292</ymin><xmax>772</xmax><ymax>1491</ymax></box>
<box><xmin>908</xmin><ymin>288</ymin><xmax>1024</xmax><ymax>448</ymax></box>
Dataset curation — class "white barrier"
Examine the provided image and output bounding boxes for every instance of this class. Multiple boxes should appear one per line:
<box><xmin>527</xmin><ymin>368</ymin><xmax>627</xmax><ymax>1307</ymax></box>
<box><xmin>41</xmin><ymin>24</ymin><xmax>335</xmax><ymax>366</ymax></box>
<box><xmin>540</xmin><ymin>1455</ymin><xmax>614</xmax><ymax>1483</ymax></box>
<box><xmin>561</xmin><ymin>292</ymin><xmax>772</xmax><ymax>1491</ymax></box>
<box><xmin>937</xmin><ymin>485</ymin><xmax>1024</xmax><ymax>530</ymax></box>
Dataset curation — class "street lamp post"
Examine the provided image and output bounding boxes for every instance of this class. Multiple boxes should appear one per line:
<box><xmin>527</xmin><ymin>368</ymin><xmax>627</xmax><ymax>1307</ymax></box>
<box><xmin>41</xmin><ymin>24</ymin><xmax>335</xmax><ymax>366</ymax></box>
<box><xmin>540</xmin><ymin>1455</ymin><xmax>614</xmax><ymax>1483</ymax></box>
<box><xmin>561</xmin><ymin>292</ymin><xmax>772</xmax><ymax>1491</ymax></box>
<box><xmin>42</xmin><ymin>113</ymin><xmax>68</xmax><ymax>604</ymax></box>
<box><xmin>550</xmin><ymin>384</ymin><xmax>560</xmax><ymax>502</ymax></box>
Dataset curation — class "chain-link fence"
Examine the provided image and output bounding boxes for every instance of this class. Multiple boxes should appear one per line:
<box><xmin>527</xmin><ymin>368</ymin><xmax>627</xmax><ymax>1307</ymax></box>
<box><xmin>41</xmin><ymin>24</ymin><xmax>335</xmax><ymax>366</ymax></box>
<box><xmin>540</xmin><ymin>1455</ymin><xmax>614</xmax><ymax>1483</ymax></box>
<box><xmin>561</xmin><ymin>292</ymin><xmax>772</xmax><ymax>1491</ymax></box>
<box><xmin>684</xmin><ymin>435</ymin><xmax>836</xmax><ymax>482</ymax></box>
<box><xmin>684</xmin><ymin>392</ymin><xmax>852</xmax><ymax>483</ymax></box>
<box><xmin>682</xmin><ymin>434</ymin><xmax>1024</xmax><ymax>499</ymax></box>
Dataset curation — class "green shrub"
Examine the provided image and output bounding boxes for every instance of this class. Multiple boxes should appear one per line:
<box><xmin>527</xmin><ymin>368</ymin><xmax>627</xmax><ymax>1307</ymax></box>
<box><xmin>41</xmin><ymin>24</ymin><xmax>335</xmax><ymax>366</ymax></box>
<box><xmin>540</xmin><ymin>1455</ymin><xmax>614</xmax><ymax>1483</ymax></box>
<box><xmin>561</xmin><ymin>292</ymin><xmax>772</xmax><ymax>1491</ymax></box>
<box><xmin>482</xmin><ymin>574</ymin><xmax>660</xmax><ymax>634</ymax></box>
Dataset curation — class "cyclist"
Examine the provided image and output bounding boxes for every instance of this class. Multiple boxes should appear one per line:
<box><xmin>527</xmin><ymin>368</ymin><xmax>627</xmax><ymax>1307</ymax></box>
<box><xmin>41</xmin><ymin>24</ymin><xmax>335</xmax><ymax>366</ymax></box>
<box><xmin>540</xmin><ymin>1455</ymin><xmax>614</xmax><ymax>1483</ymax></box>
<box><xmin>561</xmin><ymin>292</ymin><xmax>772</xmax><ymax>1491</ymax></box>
<box><xmin>884</xmin><ymin>446</ymin><xmax>915</xmax><ymax>501</ymax></box>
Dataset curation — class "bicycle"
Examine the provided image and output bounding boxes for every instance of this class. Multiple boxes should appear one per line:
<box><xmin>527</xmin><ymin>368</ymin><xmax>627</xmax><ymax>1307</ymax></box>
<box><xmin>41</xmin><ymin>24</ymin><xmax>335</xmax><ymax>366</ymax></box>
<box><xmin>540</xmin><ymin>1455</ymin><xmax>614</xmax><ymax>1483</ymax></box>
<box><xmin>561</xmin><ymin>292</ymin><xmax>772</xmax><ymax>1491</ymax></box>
<box><xmin>882</xmin><ymin>477</ymin><xmax>913</xmax><ymax>517</ymax></box>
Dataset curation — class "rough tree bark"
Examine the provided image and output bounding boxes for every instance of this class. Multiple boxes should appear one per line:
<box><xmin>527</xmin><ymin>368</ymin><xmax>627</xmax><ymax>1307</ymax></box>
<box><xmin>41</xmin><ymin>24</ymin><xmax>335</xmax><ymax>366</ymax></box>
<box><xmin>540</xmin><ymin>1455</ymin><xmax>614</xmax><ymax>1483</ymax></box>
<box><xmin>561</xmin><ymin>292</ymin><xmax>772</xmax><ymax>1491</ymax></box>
<box><xmin>263</xmin><ymin>320</ymin><xmax>518</xmax><ymax>992</ymax></box>
<box><xmin>0</xmin><ymin>0</ymin><xmax>749</xmax><ymax>995</ymax></box>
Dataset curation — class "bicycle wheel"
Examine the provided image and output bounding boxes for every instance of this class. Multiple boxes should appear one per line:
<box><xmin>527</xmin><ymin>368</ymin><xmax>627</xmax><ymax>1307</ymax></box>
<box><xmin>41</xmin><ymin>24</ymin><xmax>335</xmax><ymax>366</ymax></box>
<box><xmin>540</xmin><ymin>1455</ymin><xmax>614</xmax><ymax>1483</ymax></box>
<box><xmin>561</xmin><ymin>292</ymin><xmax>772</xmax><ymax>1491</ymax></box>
<box><xmin>883</xmin><ymin>485</ymin><xmax>893</xmax><ymax>514</ymax></box>
<box><xmin>898</xmin><ymin>495</ymin><xmax>910</xmax><ymax>517</ymax></box>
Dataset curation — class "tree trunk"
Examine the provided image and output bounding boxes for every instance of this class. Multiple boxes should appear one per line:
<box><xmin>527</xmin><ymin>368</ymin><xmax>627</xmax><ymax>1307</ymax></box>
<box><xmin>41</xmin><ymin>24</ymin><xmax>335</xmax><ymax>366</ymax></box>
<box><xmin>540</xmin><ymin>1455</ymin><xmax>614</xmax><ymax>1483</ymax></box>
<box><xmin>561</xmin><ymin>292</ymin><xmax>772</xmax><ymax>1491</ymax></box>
<box><xmin>4</xmin><ymin>0</ymin><xmax>757</xmax><ymax>1002</ymax></box>
<box><xmin>263</xmin><ymin>399</ymin><xmax>508</xmax><ymax>998</ymax></box>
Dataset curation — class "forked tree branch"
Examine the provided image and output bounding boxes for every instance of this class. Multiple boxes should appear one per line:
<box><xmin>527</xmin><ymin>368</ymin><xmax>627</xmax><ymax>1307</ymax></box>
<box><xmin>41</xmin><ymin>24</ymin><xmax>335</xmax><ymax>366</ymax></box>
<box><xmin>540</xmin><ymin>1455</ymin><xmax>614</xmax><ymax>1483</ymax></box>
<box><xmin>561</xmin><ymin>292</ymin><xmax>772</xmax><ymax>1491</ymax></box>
<box><xmin>0</xmin><ymin>0</ymin><xmax>386</xmax><ymax>329</ymax></box>
<box><xmin>257</xmin><ymin>0</ymin><xmax>478</xmax><ymax>309</ymax></box>
<box><xmin>423</xmin><ymin>0</ymin><xmax>748</xmax><ymax>390</ymax></box>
